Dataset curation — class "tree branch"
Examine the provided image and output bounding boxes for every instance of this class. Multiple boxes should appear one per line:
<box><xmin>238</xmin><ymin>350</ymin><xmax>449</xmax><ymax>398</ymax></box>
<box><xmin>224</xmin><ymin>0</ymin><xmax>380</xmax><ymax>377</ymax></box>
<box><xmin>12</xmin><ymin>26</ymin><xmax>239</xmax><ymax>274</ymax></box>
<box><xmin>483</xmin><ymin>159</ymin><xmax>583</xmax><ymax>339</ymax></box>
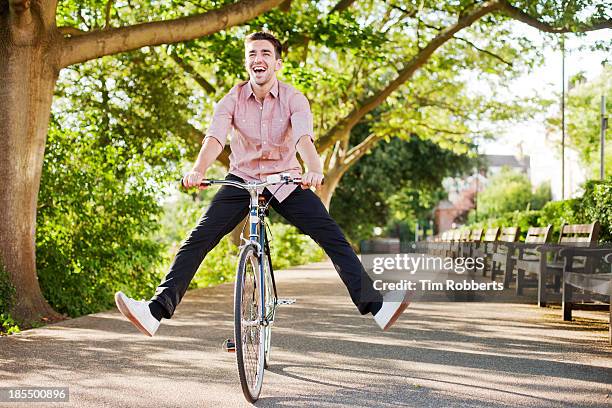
<box><xmin>315</xmin><ymin>0</ymin><xmax>502</xmax><ymax>153</ymax></box>
<box><xmin>454</xmin><ymin>35</ymin><xmax>513</xmax><ymax>66</ymax></box>
<box><xmin>104</xmin><ymin>0</ymin><xmax>114</xmax><ymax>29</ymax></box>
<box><xmin>498</xmin><ymin>0</ymin><xmax>612</xmax><ymax>33</ymax></box>
<box><xmin>59</xmin><ymin>0</ymin><xmax>284</xmax><ymax>68</ymax></box>
<box><xmin>168</xmin><ymin>51</ymin><xmax>216</xmax><ymax>94</ymax></box>
<box><xmin>58</xmin><ymin>26</ymin><xmax>87</xmax><ymax>37</ymax></box>
<box><xmin>279</xmin><ymin>0</ymin><xmax>291</xmax><ymax>12</ymax></box>
<box><xmin>343</xmin><ymin>132</ymin><xmax>385</xmax><ymax>169</ymax></box>
<box><xmin>330</xmin><ymin>0</ymin><xmax>357</xmax><ymax>13</ymax></box>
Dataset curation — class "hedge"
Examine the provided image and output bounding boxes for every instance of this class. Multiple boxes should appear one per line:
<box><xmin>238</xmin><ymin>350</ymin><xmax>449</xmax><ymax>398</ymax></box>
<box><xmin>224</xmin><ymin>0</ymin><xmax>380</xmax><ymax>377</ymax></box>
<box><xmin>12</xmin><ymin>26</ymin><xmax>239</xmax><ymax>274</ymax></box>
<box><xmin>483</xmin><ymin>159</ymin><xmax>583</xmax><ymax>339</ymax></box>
<box><xmin>468</xmin><ymin>177</ymin><xmax>611</xmax><ymax>242</ymax></box>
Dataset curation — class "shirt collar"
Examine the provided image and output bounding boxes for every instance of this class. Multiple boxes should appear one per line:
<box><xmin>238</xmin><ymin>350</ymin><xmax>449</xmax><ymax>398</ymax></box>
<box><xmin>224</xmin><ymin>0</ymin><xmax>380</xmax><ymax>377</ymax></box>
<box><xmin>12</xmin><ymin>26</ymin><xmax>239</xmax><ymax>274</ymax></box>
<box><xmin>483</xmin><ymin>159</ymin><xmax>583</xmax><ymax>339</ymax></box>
<box><xmin>246</xmin><ymin>78</ymin><xmax>279</xmax><ymax>99</ymax></box>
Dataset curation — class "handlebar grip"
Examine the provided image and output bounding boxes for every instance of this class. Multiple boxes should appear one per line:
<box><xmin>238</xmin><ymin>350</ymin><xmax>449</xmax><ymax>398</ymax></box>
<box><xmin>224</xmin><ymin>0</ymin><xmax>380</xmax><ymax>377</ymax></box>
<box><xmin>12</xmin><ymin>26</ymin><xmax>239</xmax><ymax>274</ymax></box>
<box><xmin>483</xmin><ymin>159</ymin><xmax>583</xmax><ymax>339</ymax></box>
<box><xmin>179</xmin><ymin>178</ymin><xmax>210</xmax><ymax>190</ymax></box>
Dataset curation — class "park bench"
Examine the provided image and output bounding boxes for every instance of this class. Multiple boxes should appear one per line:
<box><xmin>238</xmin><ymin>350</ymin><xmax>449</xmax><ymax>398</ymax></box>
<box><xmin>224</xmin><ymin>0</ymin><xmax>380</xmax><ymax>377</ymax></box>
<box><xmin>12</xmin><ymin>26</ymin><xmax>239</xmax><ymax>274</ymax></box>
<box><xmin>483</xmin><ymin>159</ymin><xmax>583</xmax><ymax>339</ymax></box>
<box><xmin>558</xmin><ymin>247</ymin><xmax>612</xmax><ymax>344</ymax></box>
<box><xmin>460</xmin><ymin>228</ymin><xmax>482</xmax><ymax>259</ymax></box>
<box><xmin>513</xmin><ymin>225</ymin><xmax>553</xmax><ymax>299</ymax></box>
<box><xmin>453</xmin><ymin>229</ymin><xmax>472</xmax><ymax>258</ymax></box>
<box><xmin>516</xmin><ymin>222</ymin><xmax>600</xmax><ymax>307</ymax></box>
<box><xmin>471</xmin><ymin>227</ymin><xmax>499</xmax><ymax>276</ymax></box>
<box><xmin>490</xmin><ymin>226</ymin><xmax>521</xmax><ymax>287</ymax></box>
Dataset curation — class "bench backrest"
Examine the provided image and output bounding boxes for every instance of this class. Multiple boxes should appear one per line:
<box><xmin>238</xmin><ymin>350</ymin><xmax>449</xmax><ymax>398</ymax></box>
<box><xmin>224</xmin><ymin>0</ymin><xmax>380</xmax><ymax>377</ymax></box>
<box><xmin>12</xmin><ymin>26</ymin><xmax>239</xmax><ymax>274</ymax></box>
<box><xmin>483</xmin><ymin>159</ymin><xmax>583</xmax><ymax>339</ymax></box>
<box><xmin>459</xmin><ymin>229</ymin><xmax>471</xmax><ymax>242</ymax></box>
<box><xmin>483</xmin><ymin>227</ymin><xmax>500</xmax><ymax>242</ymax></box>
<box><xmin>471</xmin><ymin>228</ymin><xmax>483</xmax><ymax>242</ymax></box>
<box><xmin>525</xmin><ymin>225</ymin><xmax>552</xmax><ymax>243</ymax></box>
<box><xmin>558</xmin><ymin>222</ymin><xmax>600</xmax><ymax>244</ymax></box>
<box><xmin>452</xmin><ymin>229</ymin><xmax>462</xmax><ymax>241</ymax></box>
<box><xmin>499</xmin><ymin>227</ymin><xmax>520</xmax><ymax>243</ymax></box>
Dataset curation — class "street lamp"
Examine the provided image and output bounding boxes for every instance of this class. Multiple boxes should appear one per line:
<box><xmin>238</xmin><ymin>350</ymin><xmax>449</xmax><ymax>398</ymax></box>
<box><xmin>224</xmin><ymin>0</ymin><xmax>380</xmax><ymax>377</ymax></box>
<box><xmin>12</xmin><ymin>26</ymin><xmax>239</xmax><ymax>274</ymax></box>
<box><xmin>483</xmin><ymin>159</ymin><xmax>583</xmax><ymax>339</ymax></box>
<box><xmin>561</xmin><ymin>36</ymin><xmax>566</xmax><ymax>199</ymax></box>
<box><xmin>601</xmin><ymin>95</ymin><xmax>608</xmax><ymax>180</ymax></box>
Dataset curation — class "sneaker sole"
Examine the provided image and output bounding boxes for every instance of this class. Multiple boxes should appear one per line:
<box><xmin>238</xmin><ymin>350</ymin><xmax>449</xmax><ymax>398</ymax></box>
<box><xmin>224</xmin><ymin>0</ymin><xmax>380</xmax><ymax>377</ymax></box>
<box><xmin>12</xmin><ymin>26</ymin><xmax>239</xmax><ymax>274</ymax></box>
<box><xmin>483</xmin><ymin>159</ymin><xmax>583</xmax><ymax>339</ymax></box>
<box><xmin>382</xmin><ymin>291</ymin><xmax>412</xmax><ymax>331</ymax></box>
<box><xmin>115</xmin><ymin>293</ymin><xmax>154</xmax><ymax>337</ymax></box>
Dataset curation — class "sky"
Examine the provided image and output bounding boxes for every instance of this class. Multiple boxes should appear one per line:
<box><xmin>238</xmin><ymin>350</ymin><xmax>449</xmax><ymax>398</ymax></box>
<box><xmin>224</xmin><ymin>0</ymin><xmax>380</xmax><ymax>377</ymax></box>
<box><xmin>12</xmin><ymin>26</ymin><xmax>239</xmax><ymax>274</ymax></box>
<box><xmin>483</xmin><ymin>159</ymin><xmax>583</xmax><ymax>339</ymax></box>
<box><xmin>479</xmin><ymin>26</ymin><xmax>611</xmax><ymax>200</ymax></box>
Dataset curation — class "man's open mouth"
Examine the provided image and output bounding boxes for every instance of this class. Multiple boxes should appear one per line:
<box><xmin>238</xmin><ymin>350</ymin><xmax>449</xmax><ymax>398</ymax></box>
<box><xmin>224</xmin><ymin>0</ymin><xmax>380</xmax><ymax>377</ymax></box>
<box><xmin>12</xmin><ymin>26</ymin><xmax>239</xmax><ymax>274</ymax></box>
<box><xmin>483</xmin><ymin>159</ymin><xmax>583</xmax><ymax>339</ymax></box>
<box><xmin>252</xmin><ymin>66</ymin><xmax>267</xmax><ymax>73</ymax></box>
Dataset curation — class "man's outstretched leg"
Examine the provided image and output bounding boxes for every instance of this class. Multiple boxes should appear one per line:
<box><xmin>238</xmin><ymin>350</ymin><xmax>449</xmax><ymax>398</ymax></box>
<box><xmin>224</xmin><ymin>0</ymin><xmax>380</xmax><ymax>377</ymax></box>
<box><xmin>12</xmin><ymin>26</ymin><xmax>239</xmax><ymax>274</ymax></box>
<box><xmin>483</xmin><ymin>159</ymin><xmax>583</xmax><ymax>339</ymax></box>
<box><xmin>115</xmin><ymin>174</ymin><xmax>250</xmax><ymax>336</ymax></box>
<box><xmin>271</xmin><ymin>187</ymin><xmax>410</xmax><ymax>331</ymax></box>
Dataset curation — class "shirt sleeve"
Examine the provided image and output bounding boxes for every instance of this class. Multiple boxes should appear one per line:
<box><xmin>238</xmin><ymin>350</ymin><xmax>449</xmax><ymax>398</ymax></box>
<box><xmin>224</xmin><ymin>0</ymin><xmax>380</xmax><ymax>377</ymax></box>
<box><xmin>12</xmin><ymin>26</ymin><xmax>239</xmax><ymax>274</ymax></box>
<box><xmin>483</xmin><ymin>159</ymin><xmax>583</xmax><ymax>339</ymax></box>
<box><xmin>203</xmin><ymin>92</ymin><xmax>235</xmax><ymax>148</ymax></box>
<box><xmin>289</xmin><ymin>92</ymin><xmax>314</xmax><ymax>147</ymax></box>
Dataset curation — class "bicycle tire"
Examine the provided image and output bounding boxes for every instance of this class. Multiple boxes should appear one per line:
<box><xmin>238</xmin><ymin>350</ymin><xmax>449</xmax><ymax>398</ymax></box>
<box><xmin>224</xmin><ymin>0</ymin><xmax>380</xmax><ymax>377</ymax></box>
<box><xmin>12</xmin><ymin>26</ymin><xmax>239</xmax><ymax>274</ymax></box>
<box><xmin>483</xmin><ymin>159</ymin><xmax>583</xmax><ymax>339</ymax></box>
<box><xmin>263</xmin><ymin>250</ymin><xmax>275</xmax><ymax>369</ymax></box>
<box><xmin>234</xmin><ymin>244</ymin><xmax>265</xmax><ymax>403</ymax></box>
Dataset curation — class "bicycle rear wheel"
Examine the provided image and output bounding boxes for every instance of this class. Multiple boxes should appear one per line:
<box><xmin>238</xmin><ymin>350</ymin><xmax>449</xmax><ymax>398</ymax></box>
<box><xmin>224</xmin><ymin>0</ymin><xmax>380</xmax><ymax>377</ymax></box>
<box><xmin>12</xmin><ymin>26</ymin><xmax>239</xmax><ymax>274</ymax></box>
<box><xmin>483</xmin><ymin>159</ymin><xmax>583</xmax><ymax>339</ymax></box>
<box><xmin>234</xmin><ymin>244</ymin><xmax>265</xmax><ymax>402</ymax></box>
<box><xmin>263</xmin><ymin>250</ymin><xmax>276</xmax><ymax>369</ymax></box>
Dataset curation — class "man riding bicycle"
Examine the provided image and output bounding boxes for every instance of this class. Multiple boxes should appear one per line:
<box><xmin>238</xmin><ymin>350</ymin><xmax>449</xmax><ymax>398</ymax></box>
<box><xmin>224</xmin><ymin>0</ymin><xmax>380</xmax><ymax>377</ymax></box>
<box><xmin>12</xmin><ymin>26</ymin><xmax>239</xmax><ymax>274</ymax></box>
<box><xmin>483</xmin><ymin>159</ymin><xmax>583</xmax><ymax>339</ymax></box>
<box><xmin>115</xmin><ymin>31</ymin><xmax>410</xmax><ymax>337</ymax></box>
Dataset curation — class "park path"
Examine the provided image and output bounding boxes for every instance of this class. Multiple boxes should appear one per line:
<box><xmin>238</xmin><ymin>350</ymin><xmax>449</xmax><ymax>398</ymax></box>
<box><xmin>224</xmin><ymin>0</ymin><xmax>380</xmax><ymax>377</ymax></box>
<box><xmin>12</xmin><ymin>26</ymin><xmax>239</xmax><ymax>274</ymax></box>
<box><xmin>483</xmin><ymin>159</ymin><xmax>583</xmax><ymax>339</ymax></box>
<box><xmin>1</xmin><ymin>260</ymin><xmax>611</xmax><ymax>408</ymax></box>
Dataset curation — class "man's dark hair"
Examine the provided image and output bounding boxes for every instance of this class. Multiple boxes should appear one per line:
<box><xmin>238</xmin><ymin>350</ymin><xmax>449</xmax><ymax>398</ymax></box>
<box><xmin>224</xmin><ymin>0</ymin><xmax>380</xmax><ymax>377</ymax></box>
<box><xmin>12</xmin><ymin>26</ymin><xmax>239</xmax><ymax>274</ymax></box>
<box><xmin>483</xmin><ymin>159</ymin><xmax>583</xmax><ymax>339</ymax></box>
<box><xmin>245</xmin><ymin>31</ymin><xmax>282</xmax><ymax>59</ymax></box>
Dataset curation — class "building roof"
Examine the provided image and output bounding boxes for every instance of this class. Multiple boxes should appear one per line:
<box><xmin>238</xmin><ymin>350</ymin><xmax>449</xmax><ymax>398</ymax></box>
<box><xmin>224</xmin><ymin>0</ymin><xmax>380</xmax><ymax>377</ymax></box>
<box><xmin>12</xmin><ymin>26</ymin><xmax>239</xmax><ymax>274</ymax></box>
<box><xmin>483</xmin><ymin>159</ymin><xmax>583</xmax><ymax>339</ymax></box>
<box><xmin>484</xmin><ymin>154</ymin><xmax>530</xmax><ymax>170</ymax></box>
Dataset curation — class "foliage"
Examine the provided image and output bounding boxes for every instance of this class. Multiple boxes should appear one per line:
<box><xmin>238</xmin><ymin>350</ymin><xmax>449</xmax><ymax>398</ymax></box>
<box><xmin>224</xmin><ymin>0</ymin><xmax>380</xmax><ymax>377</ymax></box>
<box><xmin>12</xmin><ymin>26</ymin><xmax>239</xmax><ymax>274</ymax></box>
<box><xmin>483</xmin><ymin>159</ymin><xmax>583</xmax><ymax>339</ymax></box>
<box><xmin>267</xmin><ymin>222</ymin><xmax>325</xmax><ymax>270</ymax></box>
<box><xmin>0</xmin><ymin>259</ymin><xmax>19</xmax><ymax>335</ymax></box>
<box><xmin>0</xmin><ymin>313</ymin><xmax>20</xmax><ymax>336</ymax></box>
<box><xmin>468</xmin><ymin>176</ymin><xmax>612</xmax><ymax>242</ymax></box>
<box><xmin>547</xmin><ymin>66</ymin><xmax>611</xmax><ymax>178</ymax></box>
<box><xmin>0</xmin><ymin>264</ymin><xmax>15</xmax><ymax>315</ymax></box>
<box><xmin>37</xmin><ymin>49</ymin><xmax>189</xmax><ymax>317</ymax></box>
<box><xmin>473</xmin><ymin>167</ymin><xmax>551</xmax><ymax>220</ymax></box>
<box><xmin>330</xmin><ymin>131</ymin><xmax>476</xmax><ymax>243</ymax></box>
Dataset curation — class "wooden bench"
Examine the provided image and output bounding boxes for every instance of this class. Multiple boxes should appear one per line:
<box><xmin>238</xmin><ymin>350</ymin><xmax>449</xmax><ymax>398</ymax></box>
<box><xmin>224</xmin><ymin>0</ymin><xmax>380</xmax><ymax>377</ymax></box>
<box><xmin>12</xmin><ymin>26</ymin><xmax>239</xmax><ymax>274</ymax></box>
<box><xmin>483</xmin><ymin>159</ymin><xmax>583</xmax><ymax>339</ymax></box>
<box><xmin>472</xmin><ymin>227</ymin><xmax>500</xmax><ymax>277</ymax></box>
<box><xmin>514</xmin><ymin>225</ymin><xmax>553</xmax><ymax>299</ymax></box>
<box><xmin>462</xmin><ymin>228</ymin><xmax>483</xmax><ymax>260</ymax></box>
<box><xmin>490</xmin><ymin>226</ymin><xmax>521</xmax><ymax>287</ymax></box>
<box><xmin>516</xmin><ymin>222</ymin><xmax>600</xmax><ymax>307</ymax></box>
<box><xmin>559</xmin><ymin>247</ymin><xmax>612</xmax><ymax>344</ymax></box>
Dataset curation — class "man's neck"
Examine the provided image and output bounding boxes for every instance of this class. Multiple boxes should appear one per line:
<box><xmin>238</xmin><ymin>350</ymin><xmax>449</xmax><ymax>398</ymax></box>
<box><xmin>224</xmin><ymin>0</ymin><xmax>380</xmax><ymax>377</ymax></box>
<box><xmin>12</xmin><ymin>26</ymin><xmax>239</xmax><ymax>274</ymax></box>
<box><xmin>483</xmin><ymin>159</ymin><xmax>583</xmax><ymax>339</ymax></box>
<box><xmin>250</xmin><ymin>77</ymin><xmax>277</xmax><ymax>102</ymax></box>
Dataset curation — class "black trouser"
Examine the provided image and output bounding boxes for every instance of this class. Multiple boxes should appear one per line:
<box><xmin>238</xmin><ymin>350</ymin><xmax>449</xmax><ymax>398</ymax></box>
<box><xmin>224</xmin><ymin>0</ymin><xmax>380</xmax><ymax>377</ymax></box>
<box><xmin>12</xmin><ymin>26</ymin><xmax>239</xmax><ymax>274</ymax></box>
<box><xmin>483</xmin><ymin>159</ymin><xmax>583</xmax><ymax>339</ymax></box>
<box><xmin>151</xmin><ymin>174</ymin><xmax>383</xmax><ymax>318</ymax></box>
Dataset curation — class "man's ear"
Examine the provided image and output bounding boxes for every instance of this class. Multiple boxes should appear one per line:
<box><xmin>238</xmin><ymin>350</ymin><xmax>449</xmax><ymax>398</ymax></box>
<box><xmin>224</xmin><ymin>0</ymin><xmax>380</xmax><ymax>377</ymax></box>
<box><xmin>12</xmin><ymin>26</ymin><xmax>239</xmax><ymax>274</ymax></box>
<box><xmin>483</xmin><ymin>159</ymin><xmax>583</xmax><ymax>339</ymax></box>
<box><xmin>275</xmin><ymin>59</ymin><xmax>282</xmax><ymax>71</ymax></box>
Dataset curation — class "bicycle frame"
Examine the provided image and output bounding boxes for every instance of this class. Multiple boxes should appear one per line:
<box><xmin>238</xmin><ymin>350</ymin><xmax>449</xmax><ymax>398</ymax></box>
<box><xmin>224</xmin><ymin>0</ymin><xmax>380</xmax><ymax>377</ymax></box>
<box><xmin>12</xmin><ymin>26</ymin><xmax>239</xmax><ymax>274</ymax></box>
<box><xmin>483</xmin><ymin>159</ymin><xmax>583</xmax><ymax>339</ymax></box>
<box><xmin>201</xmin><ymin>174</ymin><xmax>298</xmax><ymax>327</ymax></box>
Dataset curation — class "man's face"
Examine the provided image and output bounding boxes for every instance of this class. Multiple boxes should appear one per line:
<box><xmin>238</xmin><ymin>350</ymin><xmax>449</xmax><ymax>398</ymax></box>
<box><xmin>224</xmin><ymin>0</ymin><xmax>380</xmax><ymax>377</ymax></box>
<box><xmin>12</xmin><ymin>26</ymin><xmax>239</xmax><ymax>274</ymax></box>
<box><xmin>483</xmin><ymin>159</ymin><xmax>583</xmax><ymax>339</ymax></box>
<box><xmin>245</xmin><ymin>40</ymin><xmax>282</xmax><ymax>86</ymax></box>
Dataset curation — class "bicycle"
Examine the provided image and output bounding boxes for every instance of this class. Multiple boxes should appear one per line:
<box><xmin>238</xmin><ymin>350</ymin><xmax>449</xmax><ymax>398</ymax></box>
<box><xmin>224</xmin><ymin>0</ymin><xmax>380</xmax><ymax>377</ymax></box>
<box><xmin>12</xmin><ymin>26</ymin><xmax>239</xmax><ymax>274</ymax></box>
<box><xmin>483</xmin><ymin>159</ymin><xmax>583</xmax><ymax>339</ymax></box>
<box><xmin>185</xmin><ymin>172</ymin><xmax>305</xmax><ymax>402</ymax></box>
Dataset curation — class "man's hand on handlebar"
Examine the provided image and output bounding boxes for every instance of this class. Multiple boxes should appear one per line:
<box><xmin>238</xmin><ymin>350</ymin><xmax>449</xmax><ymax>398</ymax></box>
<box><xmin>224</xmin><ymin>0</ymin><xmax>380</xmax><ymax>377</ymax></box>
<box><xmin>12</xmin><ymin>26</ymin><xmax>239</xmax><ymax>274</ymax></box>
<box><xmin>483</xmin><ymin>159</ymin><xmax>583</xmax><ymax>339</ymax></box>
<box><xmin>301</xmin><ymin>171</ymin><xmax>324</xmax><ymax>189</ymax></box>
<box><xmin>182</xmin><ymin>170</ymin><xmax>207</xmax><ymax>190</ymax></box>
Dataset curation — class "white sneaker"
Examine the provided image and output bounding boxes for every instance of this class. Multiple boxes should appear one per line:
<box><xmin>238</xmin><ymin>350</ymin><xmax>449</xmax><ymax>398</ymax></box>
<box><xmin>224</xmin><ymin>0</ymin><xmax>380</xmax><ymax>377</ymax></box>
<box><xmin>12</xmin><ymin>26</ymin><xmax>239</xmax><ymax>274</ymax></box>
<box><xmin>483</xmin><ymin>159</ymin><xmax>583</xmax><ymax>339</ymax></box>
<box><xmin>114</xmin><ymin>291</ymin><xmax>160</xmax><ymax>337</ymax></box>
<box><xmin>373</xmin><ymin>289</ymin><xmax>411</xmax><ymax>331</ymax></box>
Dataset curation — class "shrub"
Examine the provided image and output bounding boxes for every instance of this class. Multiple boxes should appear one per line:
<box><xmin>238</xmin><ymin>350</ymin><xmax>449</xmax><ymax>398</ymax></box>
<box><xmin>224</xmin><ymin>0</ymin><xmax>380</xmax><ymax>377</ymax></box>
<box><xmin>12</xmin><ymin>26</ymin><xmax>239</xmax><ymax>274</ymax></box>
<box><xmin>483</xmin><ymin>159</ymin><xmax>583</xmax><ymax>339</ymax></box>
<box><xmin>0</xmin><ymin>265</ymin><xmax>19</xmax><ymax>335</ymax></box>
<box><xmin>468</xmin><ymin>177</ymin><xmax>611</xmax><ymax>242</ymax></box>
<box><xmin>0</xmin><ymin>264</ymin><xmax>15</xmax><ymax>315</ymax></box>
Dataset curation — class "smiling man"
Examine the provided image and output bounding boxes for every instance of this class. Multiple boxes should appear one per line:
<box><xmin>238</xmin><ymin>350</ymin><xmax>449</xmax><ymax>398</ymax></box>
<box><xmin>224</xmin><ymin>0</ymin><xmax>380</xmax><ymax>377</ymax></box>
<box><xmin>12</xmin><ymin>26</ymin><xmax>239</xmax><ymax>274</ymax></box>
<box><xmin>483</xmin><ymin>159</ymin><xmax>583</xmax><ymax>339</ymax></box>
<box><xmin>114</xmin><ymin>32</ymin><xmax>410</xmax><ymax>337</ymax></box>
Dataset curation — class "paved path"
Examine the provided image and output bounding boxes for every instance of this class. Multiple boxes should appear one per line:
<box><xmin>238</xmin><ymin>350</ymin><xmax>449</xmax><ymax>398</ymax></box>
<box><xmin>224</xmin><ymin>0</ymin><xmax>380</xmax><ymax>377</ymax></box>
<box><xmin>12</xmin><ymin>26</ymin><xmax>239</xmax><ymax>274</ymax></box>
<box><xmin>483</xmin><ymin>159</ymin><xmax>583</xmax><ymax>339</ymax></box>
<box><xmin>1</xmin><ymin>261</ymin><xmax>611</xmax><ymax>407</ymax></box>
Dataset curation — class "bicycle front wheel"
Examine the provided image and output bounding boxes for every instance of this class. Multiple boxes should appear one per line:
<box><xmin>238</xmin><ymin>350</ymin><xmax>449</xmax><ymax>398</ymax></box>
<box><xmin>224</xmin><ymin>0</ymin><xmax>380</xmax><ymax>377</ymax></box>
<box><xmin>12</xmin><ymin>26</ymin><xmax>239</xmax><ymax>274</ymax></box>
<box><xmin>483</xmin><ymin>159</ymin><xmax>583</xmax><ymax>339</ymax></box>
<box><xmin>234</xmin><ymin>244</ymin><xmax>265</xmax><ymax>402</ymax></box>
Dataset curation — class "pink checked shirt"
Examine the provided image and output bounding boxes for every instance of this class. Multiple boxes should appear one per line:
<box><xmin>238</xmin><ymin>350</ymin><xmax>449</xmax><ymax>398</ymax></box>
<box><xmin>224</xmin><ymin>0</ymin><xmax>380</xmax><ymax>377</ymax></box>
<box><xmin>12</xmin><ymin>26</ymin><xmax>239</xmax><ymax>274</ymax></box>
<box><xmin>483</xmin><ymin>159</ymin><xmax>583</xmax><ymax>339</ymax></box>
<box><xmin>204</xmin><ymin>79</ymin><xmax>314</xmax><ymax>203</ymax></box>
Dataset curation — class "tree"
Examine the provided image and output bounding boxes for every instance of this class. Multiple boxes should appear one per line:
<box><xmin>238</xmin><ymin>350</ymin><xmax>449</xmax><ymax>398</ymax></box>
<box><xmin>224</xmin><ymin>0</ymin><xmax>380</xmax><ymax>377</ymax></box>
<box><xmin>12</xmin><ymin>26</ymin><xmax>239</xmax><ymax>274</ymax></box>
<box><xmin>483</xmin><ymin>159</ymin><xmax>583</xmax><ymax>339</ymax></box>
<box><xmin>330</xmin><ymin>133</ymin><xmax>476</xmax><ymax>243</ymax></box>
<box><xmin>548</xmin><ymin>66</ymin><xmax>611</xmax><ymax>178</ymax></box>
<box><xmin>475</xmin><ymin>167</ymin><xmax>552</xmax><ymax>219</ymax></box>
<box><xmin>0</xmin><ymin>0</ymin><xmax>284</xmax><ymax>323</ymax></box>
<box><xmin>0</xmin><ymin>0</ymin><xmax>609</xmax><ymax>323</ymax></box>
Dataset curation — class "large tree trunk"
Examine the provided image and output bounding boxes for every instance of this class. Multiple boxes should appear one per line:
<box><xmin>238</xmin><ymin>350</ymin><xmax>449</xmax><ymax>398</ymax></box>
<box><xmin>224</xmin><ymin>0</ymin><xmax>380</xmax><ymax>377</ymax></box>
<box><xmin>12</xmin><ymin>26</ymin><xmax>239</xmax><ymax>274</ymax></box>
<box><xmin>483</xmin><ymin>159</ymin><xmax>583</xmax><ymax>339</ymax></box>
<box><xmin>0</xmin><ymin>3</ymin><xmax>62</xmax><ymax>322</ymax></box>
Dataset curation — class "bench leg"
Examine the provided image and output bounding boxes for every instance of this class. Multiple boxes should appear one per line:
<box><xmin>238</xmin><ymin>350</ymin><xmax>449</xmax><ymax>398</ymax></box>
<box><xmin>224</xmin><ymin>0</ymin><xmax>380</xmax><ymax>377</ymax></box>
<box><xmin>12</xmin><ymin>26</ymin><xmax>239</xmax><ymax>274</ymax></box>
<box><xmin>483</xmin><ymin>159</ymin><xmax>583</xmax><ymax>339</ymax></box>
<box><xmin>516</xmin><ymin>269</ymin><xmax>524</xmax><ymax>296</ymax></box>
<box><xmin>503</xmin><ymin>257</ymin><xmax>514</xmax><ymax>289</ymax></box>
<box><xmin>538</xmin><ymin>266</ymin><xmax>547</xmax><ymax>308</ymax></box>
<box><xmin>562</xmin><ymin>279</ymin><xmax>573</xmax><ymax>321</ymax></box>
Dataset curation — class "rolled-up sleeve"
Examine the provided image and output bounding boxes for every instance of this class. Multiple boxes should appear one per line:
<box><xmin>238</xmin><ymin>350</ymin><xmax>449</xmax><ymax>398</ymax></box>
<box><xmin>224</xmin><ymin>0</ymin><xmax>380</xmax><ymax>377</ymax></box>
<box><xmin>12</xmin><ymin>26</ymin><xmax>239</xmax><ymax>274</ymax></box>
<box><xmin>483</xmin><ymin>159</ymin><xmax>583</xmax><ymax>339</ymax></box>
<box><xmin>289</xmin><ymin>93</ymin><xmax>314</xmax><ymax>146</ymax></box>
<box><xmin>203</xmin><ymin>93</ymin><xmax>235</xmax><ymax>148</ymax></box>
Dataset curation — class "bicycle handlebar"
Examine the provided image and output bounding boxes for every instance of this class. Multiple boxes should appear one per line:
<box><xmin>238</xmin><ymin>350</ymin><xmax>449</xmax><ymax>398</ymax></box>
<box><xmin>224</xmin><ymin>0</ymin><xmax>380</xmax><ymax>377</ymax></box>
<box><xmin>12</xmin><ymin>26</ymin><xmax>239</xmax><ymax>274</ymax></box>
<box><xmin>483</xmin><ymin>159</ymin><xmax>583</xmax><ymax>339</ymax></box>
<box><xmin>180</xmin><ymin>173</ymin><xmax>323</xmax><ymax>191</ymax></box>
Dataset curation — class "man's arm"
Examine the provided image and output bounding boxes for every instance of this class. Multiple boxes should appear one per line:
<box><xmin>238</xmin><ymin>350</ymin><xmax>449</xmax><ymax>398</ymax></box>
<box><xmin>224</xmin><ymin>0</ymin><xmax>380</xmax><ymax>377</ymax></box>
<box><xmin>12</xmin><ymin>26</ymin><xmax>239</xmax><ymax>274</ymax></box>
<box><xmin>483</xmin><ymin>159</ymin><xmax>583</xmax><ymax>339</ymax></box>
<box><xmin>182</xmin><ymin>138</ymin><xmax>224</xmax><ymax>189</ymax></box>
<box><xmin>296</xmin><ymin>135</ymin><xmax>324</xmax><ymax>189</ymax></box>
<box><xmin>183</xmin><ymin>89</ymin><xmax>235</xmax><ymax>189</ymax></box>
